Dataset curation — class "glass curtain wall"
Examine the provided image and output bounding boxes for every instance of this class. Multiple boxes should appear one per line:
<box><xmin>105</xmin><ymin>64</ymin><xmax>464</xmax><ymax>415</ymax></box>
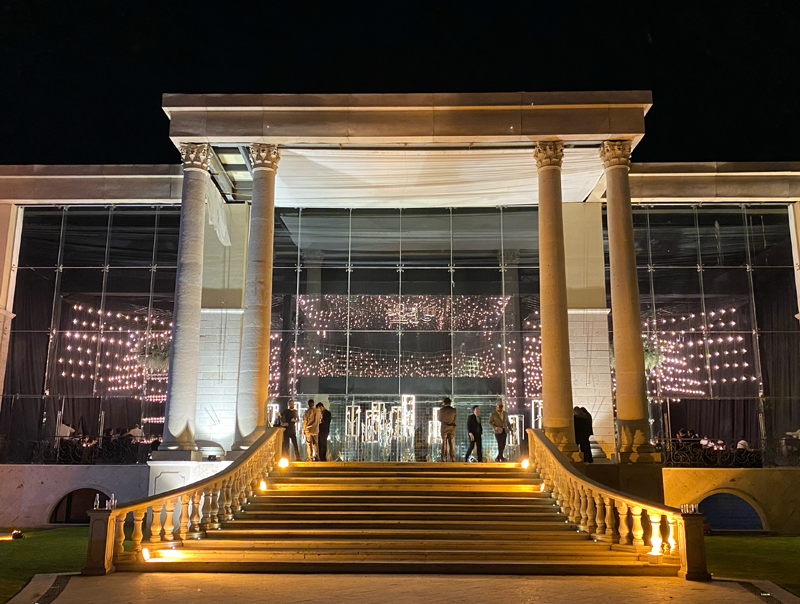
<box><xmin>1</xmin><ymin>206</ymin><xmax>179</xmax><ymax>462</ymax></box>
<box><xmin>269</xmin><ymin>207</ymin><xmax>543</xmax><ymax>462</ymax></box>
<box><xmin>603</xmin><ymin>204</ymin><xmax>800</xmax><ymax>465</ymax></box>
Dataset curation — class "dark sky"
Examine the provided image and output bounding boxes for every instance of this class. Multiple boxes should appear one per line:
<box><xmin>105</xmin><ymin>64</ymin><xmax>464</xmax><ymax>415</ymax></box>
<box><xmin>0</xmin><ymin>1</ymin><xmax>797</xmax><ymax>166</ymax></box>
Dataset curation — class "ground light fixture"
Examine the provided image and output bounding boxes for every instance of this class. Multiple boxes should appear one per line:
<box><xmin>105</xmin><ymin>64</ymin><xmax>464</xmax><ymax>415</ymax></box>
<box><xmin>520</xmin><ymin>458</ymin><xmax>530</xmax><ymax>469</ymax></box>
<box><xmin>259</xmin><ymin>480</ymin><xmax>267</xmax><ymax>491</ymax></box>
<box><xmin>141</xmin><ymin>547</ymin><xmax>151</xmax><ymax>561</ymax></box>
<box><xmin>278</xmin><ymin>457</ymin><xmax>289</xmax><ymax>469</ymax></box>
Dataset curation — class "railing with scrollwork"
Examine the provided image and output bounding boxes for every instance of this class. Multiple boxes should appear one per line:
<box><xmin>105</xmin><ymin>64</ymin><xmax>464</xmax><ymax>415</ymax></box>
<box><xmin>663</xmin><ymin>439</ymin><xmax>763</xmax><ymax>468</ymax></box>
<box><xmin>0</xmin><ymin>437</ymin><xmax>152</xmax><ymax>465</ymax></box>
<box><xmin>527</xmin><ymin>429</ymin><xmax>710</xmax><ymax>581</ymax></box>
<box><xmin>82</xmin><ymin>427</ymin><xmax>283</xmax><ymax>575</ymax></box>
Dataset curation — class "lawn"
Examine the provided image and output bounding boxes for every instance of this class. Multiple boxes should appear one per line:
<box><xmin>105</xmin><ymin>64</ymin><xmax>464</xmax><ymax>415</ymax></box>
<box><xmin>706</xmin><ymin>535</ymin><xmax>800</xmax><ymax>597</ymax></box>
<box><xmin>0</xmin><ymin>527</ymin><xmax>88</xmax><ymax>604</ymax></box>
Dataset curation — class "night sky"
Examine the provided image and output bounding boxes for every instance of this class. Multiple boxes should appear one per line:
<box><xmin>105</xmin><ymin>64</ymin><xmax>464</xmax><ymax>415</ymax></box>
<box><xmin>0</xmin><ymin>1</ymin><xmax>797</xmax><ymax>165</ymax></box>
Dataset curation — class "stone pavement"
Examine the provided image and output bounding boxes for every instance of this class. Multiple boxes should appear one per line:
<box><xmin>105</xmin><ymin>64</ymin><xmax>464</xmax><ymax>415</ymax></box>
<box><xmin>18</xmin><ymin>573</ymin><xmax>791</xmax><ymax>604</ymax></box>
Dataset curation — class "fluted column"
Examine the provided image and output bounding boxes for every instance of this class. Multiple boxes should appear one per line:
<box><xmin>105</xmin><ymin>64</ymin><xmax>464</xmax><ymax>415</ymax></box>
<box><xmin>160</xmin><ymin>143</ymin><xmax>209</xmax><ymax>454</ymax></box>
<box><xmin>232</xmin><ymin>144</ymin><xmax>280</xmax><ymax>450</ymax></box>
<box><xmin>535</xmin><ymin>141</ymin><xmax>580</xmax><ymax>460</ymax></box>
<box><xmin>601</xmin><ymin>141</ymin><xmax>657</xmax><ymax>462</ymax></box>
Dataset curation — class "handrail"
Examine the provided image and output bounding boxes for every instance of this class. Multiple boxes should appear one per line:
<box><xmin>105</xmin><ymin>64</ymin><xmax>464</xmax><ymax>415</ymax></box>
<box><xmin>82</xmin><ymin>427</ymin><xmax>284</xmax><ymax>575</ymax></box>
<box><xmin>527</xmin><ymin>428</ymin><xmax>710</xmax><ymax>581</ymax></box>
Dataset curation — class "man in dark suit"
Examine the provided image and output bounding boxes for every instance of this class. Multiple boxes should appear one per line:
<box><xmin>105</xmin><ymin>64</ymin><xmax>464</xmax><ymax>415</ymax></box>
<box><xmin>465</xmin><ymin>405</ymin><xmax>483</xmax><ymax>462</ymax></box>
<box><xmin>316</xmin><ymin>402</ymin><xmax>332</xmax><ymax>461</ymax></box>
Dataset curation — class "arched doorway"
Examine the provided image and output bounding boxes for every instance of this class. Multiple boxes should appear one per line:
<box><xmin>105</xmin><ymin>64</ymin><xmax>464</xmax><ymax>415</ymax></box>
<box><xmin>50</xmin><ymin>488</ymin><xmax>109</xmax><ymax>524</ymax></box>
<box><xmin>699</xmin><ymin>493</ymin><xmax>764</xmax><ymax>531</ymax></box>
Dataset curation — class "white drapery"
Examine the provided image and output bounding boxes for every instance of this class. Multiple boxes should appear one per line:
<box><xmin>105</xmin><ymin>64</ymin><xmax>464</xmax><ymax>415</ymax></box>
<box><xmin>274</xmin><ymin>147</ymin><xmax>603</xmax><ymax>208</ymax></box>
<box><xmin>205</xmin><ymin>177</ymin><xmax>231</xmax><ymax>246</ymax></box>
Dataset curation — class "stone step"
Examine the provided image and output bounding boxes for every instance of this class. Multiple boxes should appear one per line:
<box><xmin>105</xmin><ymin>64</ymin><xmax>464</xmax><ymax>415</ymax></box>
<box><xmin>287</xmin><ymin>462</ymin><xmax>522</xmax><ymax>469</ymax></box>
<box><xmin>124</xmin><ymin>559</ymin><xmax>680</xmax><ymax>576</ymax></box>
<box><xmin>247</xmin><ymin>491</ymin><xmax>552</xmax><ymax>502</ymax></box>
<box><xmin>235</xmin><ymin>510</ymin><xmax>565</xmax><ymax>521</ymax></box>
<box><xmin>221</xmin><ymin>518</ymin><xmax>574</xmax><ymax>531</ymax></box>
<box><xmin>277</xmin><ymin>471</ymin><xmax>539</xmax><ymax>479</ymax></box>
<box><xmin>268</xmin><ymin>482</ymin><xmax>540</xmax><ymax>492</ymax></box>
<box><xmin>189</xmin><ymin>538</ymin><xmax>606</xmax><ymax>551</ymax></box>
<box><xmin>244</xmin><ymin>502</ymin><xmax>558</xmax><ymax>513</ymax></box>
<box><xmin>270</xmin><ymin>476</ymin><xmax>540</xmax><ymax>484</ymax></box>
<box><xmin>211</xmin><ymin>527</ymin><xmax>584</xmax><ymax>540</ymax></box>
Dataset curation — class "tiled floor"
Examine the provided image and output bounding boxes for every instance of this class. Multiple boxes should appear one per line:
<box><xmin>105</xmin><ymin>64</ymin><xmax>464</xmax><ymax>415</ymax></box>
<box><xmin>44</xmin><ymin>574</ymin><xmax>770</xmax><ymax>604</ymax></box>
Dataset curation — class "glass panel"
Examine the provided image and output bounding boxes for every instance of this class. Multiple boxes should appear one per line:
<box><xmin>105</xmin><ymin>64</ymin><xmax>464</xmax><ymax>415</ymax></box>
<box><xmin>697</xmin><ymin>207</ymin><xmax>747</xmax><ymax>267</ymax></box>
<box><xmin>349</xmin><ymin>269</ymin><xmax>399</xmax><ymax>331</ymax></box>
<box><xmin>11</xmin><ymin>269</ymin><xmax>57</xmax><ymax>331</ymax></box>
<box><xmin>604</xmin><ymin>207</ymin><xmax>649</xmax><ymax>267</ymax></box>
<box><xmin>760</xmin><ymin>332</ymin><xmax>800</xmax><ymax>399</ymax></box>
<box><xmin>400</xmin><ymin>209</ymin><xmax>451</xmax><ymax>267</ymax></box>
<box><xmin>346</xmin><ymin>331</ymin><xmax>400</xmax><ymax>394</ymax></box>
<box><xmin>651</xmin><ymin>268</ymin><xmax>703</xmax><ymax>319</ymax></box>
<box><xmin>3</xmin><ymin>332</ymin><xmax>49</xmax><ymax>395</ymax></box>
<box><xmin>647</xmin><ymin>208</ymin><xmax>698</xmax><ymax>266</ymax></box>
<box><xmin>62</xmin><ymin>208</ymin><xmax>109</xmax><ymax>267</ymax></box>
<box><xmin>400</xmin><ymin>331</ymin><xmax>452</xmax><ymax>395</ymax></box>
<box><xmin>747</xmin><ymin>207</ymin><xmax>794</xmax><ymax>267</ymax></box>
<box><xmin>108</xmin><ymin>209</ymin><xmax>156</xmax><ymax>266</ymax></box>
<box><xmin>274</xmin><ymin>208</ymin><xmax>300</xmax><ymax>267</ymax></box>
<box><xmin>18</xmin><ymin>208</ymin><xmax>63</xmax><ymax>267</ymax></box>
<box><xmin>453</xmin><ymin>331</ymin><xmax>504</xmax><ymax>395</ymax></box>
<box><xmin>51</xmin><ymin>330</ymin><xmax>100</xmax><ymax>396</ymax></box>
<box><xmin>155</xmin><ymin>208</ymin><xmax>180</xmax><ymax>266</ymax></box>
<box><xmin>702</xmin><ymin>268</ymin><xmax>754</xmax><ymax>332</ymax></box>
<box><xmin>400</xmin><ymin>270</ymin><xmax>451</xmax><ymax>332</ymax></box>
<box><xmin>752</xmin><ymin>268</ymin><xmax>800</xmax><ymax>332</ymax></box>
<box><xmin>452</xmin><ymin>208</ymin><xmax>501</xmax><ymax>266</ymax></box>
<box><xmin>350</xmin><ymin>210</ymin><xmax>400</xmax><ymax>266</ymax></box>
<box><xmin>453</xmin><ymin>269</ymin><xmax>505</xmax><ymax>331</ymax></box>
<box><xmin>296</xmin><ymin>209</ymin><xmax>350</xmax><ymax>266</ymax></box>
<box><xmin>502</xmin><ymin>207</ymin><xmax>538</xmax><ymax>266</ymax></box>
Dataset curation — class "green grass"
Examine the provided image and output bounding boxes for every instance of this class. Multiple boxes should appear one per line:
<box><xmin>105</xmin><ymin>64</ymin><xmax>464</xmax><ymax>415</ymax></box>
<box><xmin>706</xmin><ymin>536</ymin><xmax>800</xmax><ymax>597</ymax></box>
<box><xmin>0</xmin><ymin>527</ymin><xmax>88</xmax><ymax>604</ymax></box>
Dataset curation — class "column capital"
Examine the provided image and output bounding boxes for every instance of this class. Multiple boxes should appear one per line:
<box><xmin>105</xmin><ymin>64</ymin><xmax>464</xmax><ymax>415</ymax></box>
<box><xmin>534</xmin><ymin>141</ymin><xmax>564</xmax><ymax>169</ymax></box>
<box><xmin>179</xmin><ymin>143</ymin><xmax>210</xmax><ymax>172</ymax></box>
<box><xmin>249</xmin><ymin>144</ymin><xmax>280</xmax><ymax>171</ymax></box>
<box><xmin>600</xmin><ymin>140</ymin><xmax>632</xmax><ymax>169</ymax></box>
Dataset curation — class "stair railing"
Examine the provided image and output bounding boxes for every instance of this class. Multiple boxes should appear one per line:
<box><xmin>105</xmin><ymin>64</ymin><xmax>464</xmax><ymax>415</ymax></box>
<box><xmin>82</xmin><ymin>427</ymin><xmax>283</xmax><ymax>575</ymax></box>
<box><xmin>527</xmin><ymin>429</ymin><xmax>710</xmax><ymax>581</ymax></box>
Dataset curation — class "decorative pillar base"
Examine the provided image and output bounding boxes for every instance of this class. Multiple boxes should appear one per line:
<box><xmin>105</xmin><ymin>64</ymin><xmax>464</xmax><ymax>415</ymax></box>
<box><xmin>230</xmin><ymin>425</ymin><xmax>266</xmax><ymax>452</ymax></box>
<box><xmin>617</xmin><ymin>447</ymin><xmax>661</xmax><ymax>464</ymax></box>
<box><xmin>150</xmin><ymin>450</ymin><xmax>202</xmax><ymax>462</ymax></box>
<box><xmin>545</xmin><ymin>427</ymin><xmax>583</xmax><ymax>462</ymax></box>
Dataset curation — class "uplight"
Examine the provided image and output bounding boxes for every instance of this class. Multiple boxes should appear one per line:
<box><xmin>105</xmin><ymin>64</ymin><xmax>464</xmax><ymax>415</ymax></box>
<box><xmin>259</xmin><ymin>480</ymin><xmax>267</xmax><ymax>491</ymax></box>
<box><xmin>521</xmin><ymin>459</ymin><xmax>530</xmax><ymax>470</ymax></box>
<box><xmin>141</xmin><ymin>547</ymin><xmax>151</xmax><ymax>561</ymax></box>
<box><xmin>278</xmin><ymin>457</ymin><xmax>289</xmax><ymax>469</ymax></box>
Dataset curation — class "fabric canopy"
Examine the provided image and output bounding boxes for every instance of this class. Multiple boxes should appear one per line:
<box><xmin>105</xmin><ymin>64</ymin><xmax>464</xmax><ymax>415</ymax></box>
<box><xmin>275</xmin><ymin>148</ymin><xmax>603</xmax><ymax>208</ymax></box>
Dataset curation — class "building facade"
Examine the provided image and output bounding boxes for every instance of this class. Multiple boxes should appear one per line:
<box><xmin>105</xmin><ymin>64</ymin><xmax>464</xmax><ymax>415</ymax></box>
<box><xmin>1</xmin><ymin>93</ymin><xmax>800</xmax><ymax>520</ymax></box>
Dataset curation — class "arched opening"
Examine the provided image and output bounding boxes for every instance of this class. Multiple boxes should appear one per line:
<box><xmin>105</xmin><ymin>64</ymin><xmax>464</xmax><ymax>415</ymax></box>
<box><xmin>50</xmin><ymin>489</ymin><xmax>109</xmax><ymax>524</ymax></box>
<box><xmin>699</xmin><ymin>493</ymin><xmax>764</xmax><ymax>531</ymax></box>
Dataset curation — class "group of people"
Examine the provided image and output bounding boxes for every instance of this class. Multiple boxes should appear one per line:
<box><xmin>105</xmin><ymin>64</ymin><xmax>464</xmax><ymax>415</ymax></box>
<box><xmin>439</xmin><ymin>398</ymin><xmax>515</xmax><ymax>462</ymax></box>
<box><xmin>675</xmin><ymin>429</ymin><xmax>750</xmax><ymax>451</ymax></box>
<box><xmin>276</xmin><ymin>399</ymin><xmax>332</xmax><ymax>462</ymax></box>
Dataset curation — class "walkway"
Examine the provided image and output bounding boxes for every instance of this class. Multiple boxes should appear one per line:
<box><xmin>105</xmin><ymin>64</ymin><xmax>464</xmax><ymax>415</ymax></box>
<box><xmin>14</xmin><ymin>573</ymin><xmax>797</xmax><ymax>604</ymax></box>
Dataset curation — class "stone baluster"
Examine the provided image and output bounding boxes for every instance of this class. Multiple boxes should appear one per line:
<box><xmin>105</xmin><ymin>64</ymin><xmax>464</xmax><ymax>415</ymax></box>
<box><xmin>649</xmin><ymin>512</ymin><xmax>663</xmax><ymax>554</ymax></box>
<box><xmin>579</xmin><ymin>487</ymin><xmax>589</xmax><ymax>531</ymax></box>
<box><xmin>666</xmin><ymin>515</ymin><xmax>678</xmax><ymax>554</ymax></box>
<box><xmin>200</xmin><ymin>487</ymin><xmax>211</xmax><ymax>531</ymax></box>
<box><xmin>179</xmin><ymin>495</ymin><xmax>190</xmax><ymax>540</ymax></box>
<box><xmin>594</xmin><ymin>495</ymin><xmax>605</xmax><ymax>536</ymax></box>
<box><xmin>585</xmin><ymin>489</ymin><xmax>597</xmax><ymax>534</ymax></box>
<box><xmin>604</xmin><ymin>496</ymin><xmax>618</xmax><ymax>542</ymax></box>
<box><xmin>616</xmin><ymin>502</ymin><xmax>631</xmax><ymax>546</ymax></box>
<box><xmin>571</xmin><ymin>482</ymin><xmax>581</xmax><ymax>524</ymax></box>
<box><xmin>190</xmin><ymin>490</ymin><xmax>202</xmax><ymax>533</ymax></box>
<box><xmin>210</xmin><ymin>484</ymin><xmax>220</xmax><ymax>526</ymax></box>
<box><xmin>555</xmin><ymin>477</ymin><xmax>567</xmax><ymax>515</ymax></box>
<box><xmin>631</xmin><ymin>505</ymin><xmax>645</xmax><ymax>548</ymax></box>
<box><xmin>150</xmin><ymin>504</ymin><xmax>163</xmax><ymax>543</ymax></box>
<box><xmin>231</xmin><ymin>476</ymin><xmax>241</xmax><ymax>512</ymax></box>
<box><xmin>132</xmin><ymin>509</ymin><xmax>145</xmax><ymax>553</ymax></box>
<box><xmin>223</xmin><ymin>478</ymin><xmax>233</xmax><ymax>520</ymax></box>
<box><xmin>163</xmin><ymin>500</ymin><xmax>176</xmax><ymax>542</ymax></box>
<box><xmin>113</xmin><ymin>513</ymin><xmax>125</xmax><ymax>556</ymax></box>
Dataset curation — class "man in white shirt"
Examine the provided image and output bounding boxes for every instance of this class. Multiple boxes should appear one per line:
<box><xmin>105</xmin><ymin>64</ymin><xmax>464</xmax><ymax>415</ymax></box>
<box><xmin>127</xmin><ymin>424</ymin><xmax>144</xmax><ymax>439</ymax></box>
<box><xmin>302</xmin><ymin>400</ymin><xmax>321</xmax><ymax>461</ymax></box>
<box><xmin>55</xmin><ymin>422</ymin><xmax>75</xmax><ymax>437</ymax></box>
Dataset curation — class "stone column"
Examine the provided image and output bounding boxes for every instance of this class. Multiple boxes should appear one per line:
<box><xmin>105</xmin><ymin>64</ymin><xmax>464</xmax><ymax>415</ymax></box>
<box><xmin>232</xmin><ymin>144</ymin><xmax>280</xmax><ymax>450</ymax></box>
<box><xmin>535</xmin><ymin>141</ymin><xmax>580</xmax><ymax>460</ymax></box>
<box><xmin>601</xmin><ymin>141</ymin><xmax>657</xmax><ymax>462</ymax></box>
<box><xmin>158</xmin><ymin>143</ymin><xmax>209</xmax><ymax>458</ymax></box>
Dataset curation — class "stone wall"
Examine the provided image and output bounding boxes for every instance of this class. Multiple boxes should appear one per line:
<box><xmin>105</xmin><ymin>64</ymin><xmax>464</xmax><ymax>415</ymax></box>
<box><xmin>194</xmin><ymin>309</ymin><xmax>242</xmax><ymax>451</ymax></box>
<box><xmin>662</xmin><ymin>467</ymin><xmax>800</xmax><ymax>535</ymax></box>
<box><xmin>569</xmin><ymin>309</ymin><xmax>615</xmax><ymax>457</ymax></box>
<box><xmin>0</xmin><ymin>464</ymin><xmax>150</xmax><ymax>528</ymax></box>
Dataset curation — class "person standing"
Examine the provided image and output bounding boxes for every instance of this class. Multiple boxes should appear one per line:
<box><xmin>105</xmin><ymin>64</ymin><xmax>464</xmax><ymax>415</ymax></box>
<box><xmin>573</xmin><ymin>406</ymin><xmax>594</xmax><ymax>463</ymax></box>
<box><xmin>303</xmin><ymin>399</ymin><xmax>322</xmax><ymax>461</ymax></box>
<box><xmin>465</xmin><ymin>405</ymin><xmax>483</xmax><ymax>462</ymax></box>
<box><xmin>280</xmin><ymin>400</ymin><xmax>301</xmax><ymax>460</ymax></box>
<box><xmin>316</xmin><ymin>402</ymin><xmax>332</xmax><ymax>461</ymax></box>
<box><xmin>489</xmin><ymin>401</ymin><xmax>513</xmax><ymax>462</ymax></box>
<box><xmin>438</xmin><ymin>397</ymin><xmax>457</xmax><ymax>462</ymax></box>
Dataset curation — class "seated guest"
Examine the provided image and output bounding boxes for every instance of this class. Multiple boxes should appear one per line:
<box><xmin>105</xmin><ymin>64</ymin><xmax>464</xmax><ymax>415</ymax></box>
<box><xmin>700</xmin><ymin>434</ymin><xmax>711</xmax><ymax>447</ymax></box>
<box><xmin>736</xmin><ymin>436</ymin><xmax>749</xmax><ymax>449</ymax></box>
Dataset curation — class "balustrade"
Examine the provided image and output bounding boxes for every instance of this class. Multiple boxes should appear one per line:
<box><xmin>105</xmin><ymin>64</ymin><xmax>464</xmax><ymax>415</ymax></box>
<box><xmin>527</xmin><ymin>428</ymin><xmax>710</xmax><ymax>581</ymax></box>
<box><xmin>82</xmin><ymin>427</ymin><xmax>283</xmax><ymax>576</ymax></box>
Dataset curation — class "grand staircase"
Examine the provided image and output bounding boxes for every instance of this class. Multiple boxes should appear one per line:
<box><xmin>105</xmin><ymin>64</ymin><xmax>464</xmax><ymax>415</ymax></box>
<box><xmin>134</xmin><ymin>462</ymin><xmax>679</xmax><ymax>575</ymax></box>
